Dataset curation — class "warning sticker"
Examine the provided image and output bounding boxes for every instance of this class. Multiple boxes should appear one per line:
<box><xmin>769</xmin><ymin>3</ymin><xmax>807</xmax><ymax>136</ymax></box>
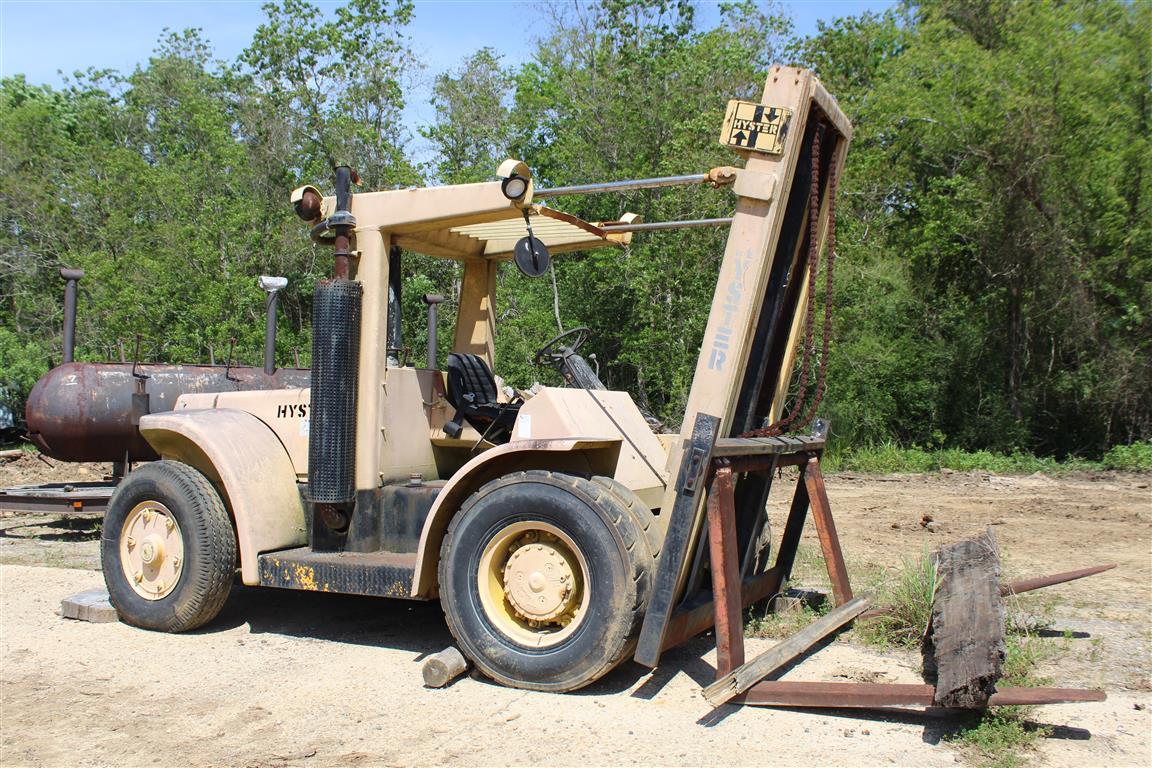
<box><xmin>720</xmin><ymin>100</ymin><xmax>792</xmax><ymax>155</ymax></box>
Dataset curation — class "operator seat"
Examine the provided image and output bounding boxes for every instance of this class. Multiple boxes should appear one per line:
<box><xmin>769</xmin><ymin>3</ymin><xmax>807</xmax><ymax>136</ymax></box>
<box><xmin>444</xmin><ymin>353</ymin><xmax>521</xmax><ymax>443</ymax></box>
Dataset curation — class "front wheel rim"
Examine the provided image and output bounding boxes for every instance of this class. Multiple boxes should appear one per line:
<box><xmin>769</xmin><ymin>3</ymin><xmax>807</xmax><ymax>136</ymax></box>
<box><xmin>477</xmin><ymin>521</ymin><xmax>590</xmax><ymax>648</ymax></box>
<box><xmin>119</xmin><ymin>501</ymin><xmax>185</xmax><ymax>600</ymax></box>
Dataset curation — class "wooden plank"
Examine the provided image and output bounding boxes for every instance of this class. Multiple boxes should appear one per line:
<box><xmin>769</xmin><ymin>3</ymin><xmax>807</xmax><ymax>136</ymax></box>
<box><xmin>634</xmin><ymin>412</ymin><xmax>720</xmax><ymax>668</ymax></box>
<box><xmin>707</xmin><ymin>466</ymin><xmax>745</xmax><ymax>675</ymax></box>
<box><xmin>805</xmin><ymin>457</ymin><xmax>853</xmax><ymax>605</ymax></box>
<box><xmin>711</xmin><ymin>436</ymin><xmax>825</xmax><ymax>457</ymax></box>
<box><xmin>711</xmin><ymin>438</ymin><xmax>782</xmax><ymax>457</ymax></box>
<box><xmin>703</xmin><ymin>596</ymin><xmax>869</xmax><ymax>706</ymax></box>
<box><xmin>925</xmin><ymin>528</ymin><xmax>1005</xmax><ymax>708</ymax></box>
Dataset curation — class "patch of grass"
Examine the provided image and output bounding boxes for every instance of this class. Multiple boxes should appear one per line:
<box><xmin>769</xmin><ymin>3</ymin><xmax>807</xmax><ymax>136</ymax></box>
<box><xmin>823</xmin><ymin>440</ymin><xmax>1152</xmax><ymax>475</ymax></box>
<box><xmin>1101</xmin><ymin>440</ymin><xmax>1152</xmax><ymax>471</ymax></box>
<box><xmin>854</xmin><ymin>554</ymin><xmax>1062</xmax><ymax>767</ymax></box>
<box><xmin>745</xmin><ymin>591</ymin><xmax>830</xmax><ymax>639</ymax></box>
<box><xmin>948</xmin><ymin>633</ymin><xmax>1056</xmax><ymax>767</ymax></box>
<box><xmin>857</xmin><ymin>547</ymin><xmax>938</xmax><ymax>648</ymax></box>
<box><xmin>949</xmin><ymin>710</ymin><xmax>1046</xmax><ymax>768</ymax></box>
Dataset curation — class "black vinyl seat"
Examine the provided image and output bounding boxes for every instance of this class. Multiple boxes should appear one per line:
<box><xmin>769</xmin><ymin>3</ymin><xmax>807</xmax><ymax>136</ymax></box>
<box><xmin>445</xmin><ymin>353</ymin><xmax>521</xmax><ymax>443</ymax></box>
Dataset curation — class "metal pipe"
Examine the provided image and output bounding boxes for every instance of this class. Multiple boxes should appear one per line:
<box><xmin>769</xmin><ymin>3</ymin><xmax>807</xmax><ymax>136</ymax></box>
<box><xmin>534</xmin><ymin>173</ymin><xmax>709</xmax><ymax>198</ymax></box>
<box><xmin>331</xmin><ymin>165</ymin><xmax>357</xmax><ymax>281</ymax></box>
<box><xmin>60</xmin><ymin>268</ymin><xmax>84</xmax><ymax>364</ymax></box>
<box><xmin>600</xmin><ymin>217</ymin><xmax>734</xmax><ymax>233</ymax></box>
<box><xmin>258</xmin><ymin>276</ymin><xmax>288</xmax><ymax>375</ymax></box>
<box><xmin>1000</xmin><ymin>563</ymin><xmax>1116</xmax><ymax>596</ymax></box>
<box><xmin>423</xmin><ymin>294</ymin><xmax>445</xmax><ymax>369</ymax></box>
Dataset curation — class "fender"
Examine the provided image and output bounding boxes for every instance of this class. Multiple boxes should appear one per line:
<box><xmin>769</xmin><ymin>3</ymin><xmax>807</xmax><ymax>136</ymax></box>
<box><xmin>411</xmin><ymin>438</ymin><xmax>622</xmax><ymax>598</ymax></box>
<box><xmin>138</xmin><ymin>409</ymin><xmax>306</xmax><ymax>585</ymax></box>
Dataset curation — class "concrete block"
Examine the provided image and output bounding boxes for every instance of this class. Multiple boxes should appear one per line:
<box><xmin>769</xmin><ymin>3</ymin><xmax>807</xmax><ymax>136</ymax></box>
<box><xmin>61</xmin><ymin>587</ymin><xmax>119</xmax><ymax>623</ymax></box>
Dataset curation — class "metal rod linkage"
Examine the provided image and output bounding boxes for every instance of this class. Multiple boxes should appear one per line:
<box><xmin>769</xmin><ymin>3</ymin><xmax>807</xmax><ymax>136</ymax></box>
<box><xmin>534</xmin><ymin>174</ymin><xmax>709</xmax><ymax>198</ymax></box>
<box><xmin>600</xmin><ymin>217</ymin><xmax>733</xmax><ymax>234</ymax></box>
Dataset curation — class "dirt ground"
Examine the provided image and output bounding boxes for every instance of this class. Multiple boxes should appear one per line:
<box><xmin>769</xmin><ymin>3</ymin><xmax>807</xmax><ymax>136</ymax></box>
<box><xmin>1</xmin><ymin>454</ymin><xmax>1149</xmax><ymax>767</ymax></box>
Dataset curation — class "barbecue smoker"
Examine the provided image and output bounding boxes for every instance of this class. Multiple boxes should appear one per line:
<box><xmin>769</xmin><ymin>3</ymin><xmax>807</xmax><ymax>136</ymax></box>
<box><xmin>84</xmin><ymin>67</ymin><xmax>1108</xmax><ymax>710</ymax></box>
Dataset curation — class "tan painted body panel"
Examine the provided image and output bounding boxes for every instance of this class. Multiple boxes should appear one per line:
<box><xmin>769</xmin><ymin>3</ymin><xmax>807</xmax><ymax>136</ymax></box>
<box><xmin>139</xmin><ymin>409</ymin><xmax>307</xmax><ymax>585</ymax></box>
<box><xmin>378</xmin><ymin>367</ymin><xmax>441</xmax><ymax>483</ymax></box>
<box><xmin>515</xmin><ymin>388</ymin><xmax>668</xmax><ymax>508</ymax></box>
<box><xmin>453</xmin><ymin>259</ymin><xmax>499</xmax><ymax>368</ymax></box>
<box><xmin>410</xmin><ymin>438</ymin><xmax>622</xmax><ymax>598</ymax></box>
<box><xmin>175</xmin><ymin>388</ymin><xmax>311</xmax><ymax>477</ymax></box>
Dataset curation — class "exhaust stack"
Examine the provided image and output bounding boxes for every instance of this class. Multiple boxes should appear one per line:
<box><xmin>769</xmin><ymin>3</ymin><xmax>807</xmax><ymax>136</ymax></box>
<box><xmin>258</xmin><ymin>276</ymin><xmax>288</xmax><ymax>375</ymax></box>
<box><xmin>306</xmin><ymin>166</ymin><xmax>362</xmax><ymax>549</ymax></box>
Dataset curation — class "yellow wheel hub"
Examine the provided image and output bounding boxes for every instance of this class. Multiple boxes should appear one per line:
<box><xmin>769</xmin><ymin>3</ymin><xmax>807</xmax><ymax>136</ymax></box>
<box><xmin>478</xmin><ymin>522</ymin><xmax>589</xmax><ymax>648</ymax></box>
<box><xmin>119</xmin><ymin>501</ymin><xmax>184</xmax><ymax>600</ymax></box>
<box><xmin>503</xmin><ymin>533</ymin><xmax>579</xmax><ymax>623</ymax></box>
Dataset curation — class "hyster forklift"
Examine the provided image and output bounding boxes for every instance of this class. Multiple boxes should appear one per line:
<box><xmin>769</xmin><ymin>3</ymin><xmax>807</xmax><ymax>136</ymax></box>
<box><xmin>100</xmin><ymin>67</ymin><xmax>851</xmax><ymax>692</ymax></box>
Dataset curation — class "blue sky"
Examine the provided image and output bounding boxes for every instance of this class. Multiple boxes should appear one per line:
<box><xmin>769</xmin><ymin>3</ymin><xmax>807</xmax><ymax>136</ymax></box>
<box><xmin>0</xmin><ymin>0</ymin><xmax>892</xmax><ymax>156</ymax></box>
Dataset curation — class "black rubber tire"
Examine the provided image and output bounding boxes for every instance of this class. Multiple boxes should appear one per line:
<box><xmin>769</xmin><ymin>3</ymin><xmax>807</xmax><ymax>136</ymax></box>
<box><xmin>590</xmin><ymin>475</ymin><xmax>662</xmax><ymax>558</ymax></box>
<box><xmin>101</xmin><ymin>461</ymin><xmax>237</xmax><ymax>632</ymax></box>
<box><xmin>439</xmin><ymin>470</ymin><xmax>653</xmax><ymax>692</ymax></box>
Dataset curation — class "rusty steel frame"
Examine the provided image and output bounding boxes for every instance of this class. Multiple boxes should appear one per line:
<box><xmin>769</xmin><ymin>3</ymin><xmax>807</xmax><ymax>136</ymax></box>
<box><xmin>690</xmin><ymin>444</ymin><xmax>1108</xmax><ymax>713</ymax></box>
<box><xmin>734</xmin><ymin>682</ymin><xmax>1107</xmax><ymax>709</ymax></box>
<box><xmin>655</xmin><ymin>447</ymin><xmax>839</xmax><ymax>654</ymax></box>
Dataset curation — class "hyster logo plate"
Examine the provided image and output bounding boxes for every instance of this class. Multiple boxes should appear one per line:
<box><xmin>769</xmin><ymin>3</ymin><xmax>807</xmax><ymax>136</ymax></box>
<box><xmin>720</xmin><ymin>101</ymin><xmax>792</xmax><ymax>155</ymax></box>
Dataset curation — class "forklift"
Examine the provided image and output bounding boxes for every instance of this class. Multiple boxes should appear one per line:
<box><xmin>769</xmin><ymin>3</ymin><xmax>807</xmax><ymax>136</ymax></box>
<box><xmin>100</xmin><ymin>67</ymin><xmax>850</xmax><ymax>692</ymax></box>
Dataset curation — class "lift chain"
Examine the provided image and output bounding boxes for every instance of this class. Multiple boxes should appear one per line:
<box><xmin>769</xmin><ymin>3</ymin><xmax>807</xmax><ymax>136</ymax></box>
<box><xmin>743</xmin><ymin>119</ymin><xmax>839</xmax><ymax>439</ymax></box>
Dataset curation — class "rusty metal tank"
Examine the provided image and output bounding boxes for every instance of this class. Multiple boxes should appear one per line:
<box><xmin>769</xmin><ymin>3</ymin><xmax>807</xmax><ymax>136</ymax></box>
<box><xmin>25</xmin><ymin>363</ymin><xmax>311</xmax><ymax>462</ymax></box>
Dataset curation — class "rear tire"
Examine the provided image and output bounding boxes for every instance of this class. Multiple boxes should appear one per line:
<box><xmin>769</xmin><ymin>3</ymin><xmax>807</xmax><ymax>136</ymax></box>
<box><xmin>439</xmin><ymin>470</ymin><xmax>653</xmax><ymax>691</ymax></box>
<box><xmin>102</xmin><ymin>461</ymin><xmax>236</xmax><ymax>632</ymax></box>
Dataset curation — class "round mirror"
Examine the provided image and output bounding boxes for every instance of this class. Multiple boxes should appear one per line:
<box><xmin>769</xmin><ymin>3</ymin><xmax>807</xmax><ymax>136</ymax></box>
<box><xmin>513</xmin><ymin>235</ymin><xmax>551</xmax><ymax>277</ymax></box>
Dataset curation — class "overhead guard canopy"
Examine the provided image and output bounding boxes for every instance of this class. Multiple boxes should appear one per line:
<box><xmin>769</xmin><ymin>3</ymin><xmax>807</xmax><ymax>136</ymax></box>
<box><xmin>397</xmin><ymin>206</ymin><xmax>637</xmax><ymax>261</ymax></box>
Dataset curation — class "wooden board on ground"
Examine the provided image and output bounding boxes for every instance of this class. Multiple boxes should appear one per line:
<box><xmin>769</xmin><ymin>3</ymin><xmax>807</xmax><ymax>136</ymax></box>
<box><xmin>923</xmin><ymin>527</ymin><xmax>1005</xmax><ymax>708</ymax></box>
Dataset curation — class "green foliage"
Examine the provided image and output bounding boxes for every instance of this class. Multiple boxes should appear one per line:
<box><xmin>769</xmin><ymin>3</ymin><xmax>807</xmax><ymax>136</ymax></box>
<box><xmin>949</xmin><ymin>710</ymin><xmax>1045</xmax><ymax>768</ymax></box>
<box><xmin>858</xmin><ymin>547</ymin><xmax>938</xmax><ymax>648</ymax></box>
<box><xmin>825</xmin><ymin>441</ymin><xmax>1149</xmax><ymax>474</ymax></box>
<box><xmin>947</xmin><ymin>633</ymin><xmax>1057</xmax><ymax>768</ymax></box>
<box><xmin>1</xmin><ymin>0</ymin><xmax>1148</xmax><ymax>462</ymax></box>
<box><xmin>1101</xmin><ymin>440</ymin><xmax>1152</xmax><ymax>471</ymax></box>
<box><xmin>746</xmin><ymin>597</ymin><xmax>829</xmax><ymax>640</ymax></box>
<box><xmin>801</xmin><ymin>0</ymin><xmax>1152</xmax><ymax>457</ymax></box>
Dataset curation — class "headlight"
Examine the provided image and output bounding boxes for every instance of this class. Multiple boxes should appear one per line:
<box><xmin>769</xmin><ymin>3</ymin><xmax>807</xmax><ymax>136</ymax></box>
<box><xmin>501</xmin><ymin>174</ymin><xmax>529</xmax><ymax>201</ymax></box>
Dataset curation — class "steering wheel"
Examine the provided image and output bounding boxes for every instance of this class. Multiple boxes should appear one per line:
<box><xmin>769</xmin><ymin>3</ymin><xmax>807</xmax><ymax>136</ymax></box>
<box><xmin>534</xmin><ymin>326</ymin><xmax>591</xmax><ymax>366</ymax></box>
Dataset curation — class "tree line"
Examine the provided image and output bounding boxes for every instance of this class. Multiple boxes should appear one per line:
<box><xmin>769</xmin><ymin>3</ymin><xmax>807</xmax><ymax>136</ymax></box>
<box><xmin>1</xmin><ymin>0</ymin><xmax>1148</xmax><ymax>458</ymax></box>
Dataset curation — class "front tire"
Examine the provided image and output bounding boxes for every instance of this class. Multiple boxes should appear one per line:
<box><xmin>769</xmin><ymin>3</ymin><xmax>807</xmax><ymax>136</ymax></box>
<box><xmin>439</xmin><ymin>471</ymin><xmax>653</xmax><ymax>691</ymax></box>
<box><xmin>102</xmin><ymin>461</ymin><xmax>237</xmax><ymax>632</ymax></box>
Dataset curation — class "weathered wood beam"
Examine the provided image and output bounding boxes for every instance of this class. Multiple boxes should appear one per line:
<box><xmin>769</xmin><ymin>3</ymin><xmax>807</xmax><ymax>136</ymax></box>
<box><xmin>924</xmin><ymin>528</ymin><xmax>1005</xmax><ymax>708</ymax></box>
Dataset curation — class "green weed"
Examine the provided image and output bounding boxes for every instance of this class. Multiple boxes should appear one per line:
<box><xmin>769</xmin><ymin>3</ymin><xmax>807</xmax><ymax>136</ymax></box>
<box><xmin>946</xmin><ymin>626</ymin><xmax>1057</xmax><ymax>767</ymax></box>
<box><xmin>823</xmin><ymin>441</ymin><xmax>1152</xmax><ymax>476</ymax></box>
<box><xmin>857</xmin><ymin>548</ymin><xmax>938</xmax><ymax>648</ymax></box>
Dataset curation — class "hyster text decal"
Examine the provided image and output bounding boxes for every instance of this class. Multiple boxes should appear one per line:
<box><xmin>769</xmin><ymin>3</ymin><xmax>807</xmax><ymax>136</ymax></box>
<box><xmin>707</xmin><ymin>252</ymin><xmax>753</xmax><ymax>372</ymax></box>
<box><xmin>276</xmin><ymin>403</ymin><xmax>309</xmax><ymax>418</ymax></box>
